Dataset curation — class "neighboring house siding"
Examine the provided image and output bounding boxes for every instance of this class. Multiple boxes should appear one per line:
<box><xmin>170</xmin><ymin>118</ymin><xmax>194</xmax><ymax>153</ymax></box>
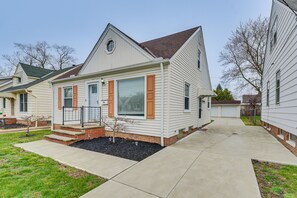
<box><xmin>13</xmin><ymin>67</ymin><xmax>35</xmax><ymax>86</ymax></box>
<box><xmin>80</xmin><ymin>28</ymin><xmax>152</xmax><ymax>75</ymax></box>
<box><xmin>53</xmin><ymin>66</ymin><xmax>169</xmax><ymax>138</ymax></box>
<box><xmin>262</xmin><ymin>0</ymin><xmax>297</xmax><ymax>135</ymax></box>
<box><xmin>168</xmin><ymin>28</ymin><xmax>212</xmax><ymax>136</ymax></box>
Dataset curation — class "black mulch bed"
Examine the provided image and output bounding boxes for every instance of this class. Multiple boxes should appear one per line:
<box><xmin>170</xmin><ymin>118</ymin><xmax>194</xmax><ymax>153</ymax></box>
<box><xmin>0</xmin><ymin>124</ymin><xmax>27</xmax><ymax>129</ymax></box>
<box><xmin>70</xmin><ymin>137</ymin><xmax>164</xmax><ymax>161</ymax></box>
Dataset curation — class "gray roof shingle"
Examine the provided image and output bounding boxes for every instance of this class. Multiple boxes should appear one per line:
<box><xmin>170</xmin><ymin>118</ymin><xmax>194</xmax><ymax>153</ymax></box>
<box><xmin>20</xmin><ymin>63</ymin><xmax>53</xmax><ymax>78</ymax></box>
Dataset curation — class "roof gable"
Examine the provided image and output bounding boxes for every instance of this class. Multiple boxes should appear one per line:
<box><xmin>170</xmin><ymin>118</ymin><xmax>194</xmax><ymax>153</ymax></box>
<box><xmin>140</xmin><ymin>27</ymin><xmax>199</xmax><ymax>59</ymax></box>
<box><xmin>20</xmin><ymin>63</ymin><xmax>53</xmax><ymax>78</ymax></box>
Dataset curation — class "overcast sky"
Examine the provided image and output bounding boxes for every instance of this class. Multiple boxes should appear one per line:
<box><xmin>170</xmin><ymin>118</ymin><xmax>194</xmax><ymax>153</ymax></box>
<box><xmin>0</xmin><ymin>0</ymin><xmax>271</xmax><ymax>97</ymax></box>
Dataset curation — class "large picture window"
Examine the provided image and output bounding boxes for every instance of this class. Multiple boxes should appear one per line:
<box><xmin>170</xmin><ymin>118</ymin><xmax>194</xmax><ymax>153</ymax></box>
<box><xmin>276</xmin><ymin>70</ymin><xmax>280</xmax><ymax>104</ymax></box>
<box><xmin>64</xmin><ymin>87</ymin><xmax>73</xmax><ymax>107</ymax></box>
<box><xmin>184</xmin><ymin>83</ymin><xmax>190</xmax><ymax>110</ymax></box>
<box><xmin>117</xmin><ymin>77</ymin><xmax>145</xmax><ymax>116</ymax></box>
<box><xmin>20</xmin><ymin>93</ymin><xmax>28</xmax><ymax>112</ymax></box>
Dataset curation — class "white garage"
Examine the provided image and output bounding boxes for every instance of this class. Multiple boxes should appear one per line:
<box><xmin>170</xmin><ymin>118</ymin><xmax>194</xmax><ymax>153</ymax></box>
<box><xmin>211</xmin><ymin>100</ymin><xmax>241</xmax><ymax>118</ymax></box>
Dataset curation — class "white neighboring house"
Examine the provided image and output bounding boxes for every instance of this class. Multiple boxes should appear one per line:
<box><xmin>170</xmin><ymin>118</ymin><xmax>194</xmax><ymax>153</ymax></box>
<box><xmin>262</xmin><ymin>0</ymin><xmax>297</xmax><ymax>155</ymax></box>
<box><xmin>0</xmin><ymin>63</ymin><xmax>75</xmax><ymax>125</ymax></box>
<box><xmin>51</xmin><ymin>23</ymin><xmax>213</xmax><ymax>146</ymax></box>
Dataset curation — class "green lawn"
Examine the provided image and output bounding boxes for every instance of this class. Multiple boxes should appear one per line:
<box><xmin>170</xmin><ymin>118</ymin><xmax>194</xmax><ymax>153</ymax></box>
<box><xmin>0</xmin><ymin>130</ymin><xmax>106</xmax><ymax>197</ymax></box>
<box><xmin>253</xmin><ymin>160</ymin><xmax>297</xmax><ymax>198</ymax></box>
<box><xmin>241</xmin><ymin>116</ymin><xmax>261</xmax><ymax>126</ymax></box>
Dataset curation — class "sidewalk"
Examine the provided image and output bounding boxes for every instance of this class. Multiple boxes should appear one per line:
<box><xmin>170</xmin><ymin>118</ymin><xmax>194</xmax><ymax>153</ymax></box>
<box><xmin>15</xmin><ymin>140</ymin><xmax>137</xmax><ymax>179</ymax></box>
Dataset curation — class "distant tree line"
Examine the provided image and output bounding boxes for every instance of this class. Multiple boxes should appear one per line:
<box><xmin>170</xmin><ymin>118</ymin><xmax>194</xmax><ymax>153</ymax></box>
<box><xmin>1</xmin><ymin>41</ymin><xmax>77</xmax><ymax>76</ymax></box>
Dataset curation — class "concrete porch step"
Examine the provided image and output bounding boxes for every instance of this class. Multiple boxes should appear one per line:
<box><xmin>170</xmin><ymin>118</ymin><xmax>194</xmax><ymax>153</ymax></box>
<box><xmin>62</xmin><ymin>124</ymin><xmax>104</xmax><ymax>130</ymax></box>
<box><xmin>53</xmin><ymin>129</ymin><xmax>85</xmax><ymax>136</ymax></box>
<box><xmin>45</xmin><ymin>134</ymin><xmax>77</xmax><ymax>142</ymax></box>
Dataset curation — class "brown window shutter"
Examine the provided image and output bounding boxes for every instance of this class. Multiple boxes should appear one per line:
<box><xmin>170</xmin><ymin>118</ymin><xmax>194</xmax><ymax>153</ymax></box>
<box><xmin>58</xmin><ymin>87</ymin><xmax>62</xmax><ymax>110</ymax></box>
<box><xmin>73</xmin><ymin>85</ymin><xmax>78</xmax><ymax>110</ymax></box>
<box><xmin>146</xmin><ymin>75</ymin><xmax>155</xmax><ymax>119</ymax></box>
<box><xmin>108</xmin><ymin>80</ymin><xmax>114</xmax><ymax>117</ymax></box>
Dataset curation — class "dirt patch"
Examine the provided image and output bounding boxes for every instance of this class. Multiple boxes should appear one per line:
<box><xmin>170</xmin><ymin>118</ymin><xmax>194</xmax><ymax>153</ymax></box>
<box><xmin>70</xmin><ymin>137</ymin><xmax>164</xmax><ymax>161</ymax></box>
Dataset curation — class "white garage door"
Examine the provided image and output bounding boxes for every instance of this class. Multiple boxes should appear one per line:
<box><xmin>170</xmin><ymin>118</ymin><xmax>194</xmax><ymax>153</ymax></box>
<box><xmin>211</xmin><ymin>106</ymin><xmax>219</xmax><ymax>117</ymax></box>
<box><xmin>221</xmin><ymin>106</ymin><xmax>239</xmax><ymax>118</ymax></box>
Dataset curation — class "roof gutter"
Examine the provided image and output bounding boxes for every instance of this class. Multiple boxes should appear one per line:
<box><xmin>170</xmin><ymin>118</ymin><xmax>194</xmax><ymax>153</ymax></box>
<box><xmin>51</xmin><ymin>58</ymin><xmax>170</xmax><ymax>84</ymax></box>
<box><xmin>160</xmin><ymin>62</ymin><xmax>165</xmax><ymax>147</ymax></box>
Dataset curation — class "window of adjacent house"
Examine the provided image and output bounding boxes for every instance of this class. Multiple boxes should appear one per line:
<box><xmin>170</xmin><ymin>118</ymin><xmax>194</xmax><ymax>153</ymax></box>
<box><xmin>266</xmin><ymin>81</ymin><xmax>270</xmax><ymax>106</ymax></box>
<box><xmin>3</xmin><ymin>98</ymin><xmax>6</xmax><ymax>108</ymax></box>
<box><xmin>270</xmin><ymin>16</ymin><xmax>278</xmax><ymax>52</ymax></box>
<box><xmin>198</xmin><ymin>49</ymin><xmax>201</xmax><ymax>69</ymax></box>
<box><xmin>107</xmin><ymin>40</ymin><xmax>115</xmax><ymax>52</ymax></box>
<box><xmin>276</xmin><ymin>70</ymin><xmax>280</xmax><ymax>104</ymax></box>
<box><xmin>20</xmin><ymin>93</ymin><xmax>28</xmax><ymax>112</ymax></box>
<box><xmin>63</xmin><ymin>87</ymin><xmax>73</xmax><ymax>108</ymax></box>
<box><xmin>289</xmin><ymin>133</ymin><xmax>297</xmax><ymax>142</ymax></box>
<box><xmin>184</xmin><ymin>83</ymin><xmax>190</xmax><ymax>110</ymax></box>
<box><xmin>117</xmin><ymin>77</ymin><xmax>145</xmax><ymax>116</ymax></box>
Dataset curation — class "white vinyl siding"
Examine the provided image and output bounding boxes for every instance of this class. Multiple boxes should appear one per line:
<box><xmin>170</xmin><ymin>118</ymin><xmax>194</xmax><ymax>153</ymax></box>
<box><xmin>53</xmin><ymin>66</ymin><xmax>169</xmax><ymax>138</ymax></box>
<box><xmin>262</xmin><ymin>0</ymin><xmax>297</xmax><ymax>137</ymax></box>
<box><xmin>168</xmin><ymin>28</ymin><xmax>212</xmax><ymax>136</ymax></box>
<box><xmin>270</xmin><ymin>16</ymin><xmax>278</xmax><ymax>53</ymax></box>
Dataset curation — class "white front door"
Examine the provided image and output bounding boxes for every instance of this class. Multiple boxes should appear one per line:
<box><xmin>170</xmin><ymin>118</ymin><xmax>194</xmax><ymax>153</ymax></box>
<box><xmin>88</xmin><ymin>83</ymin><xmax>99</xmax><ymax>122</ymax></box>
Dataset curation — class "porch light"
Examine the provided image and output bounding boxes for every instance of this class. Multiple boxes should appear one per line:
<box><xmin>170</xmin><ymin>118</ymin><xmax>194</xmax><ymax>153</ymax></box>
<box><xmin>101</xmin><ymin>78</ymin><xmax>105</xmax><ymax>85</ymax></box>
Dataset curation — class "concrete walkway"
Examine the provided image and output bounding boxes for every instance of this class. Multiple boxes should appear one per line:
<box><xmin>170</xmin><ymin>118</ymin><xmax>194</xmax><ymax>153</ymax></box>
<box><xmin>15</xmin><ymin>140</ymin><xmax>137</xmax><ymax>179</ymax></box>
<box><xmin>83</xmin><ymin>118</ymin><xmax>297</xmax><ymax>198</ymax></box>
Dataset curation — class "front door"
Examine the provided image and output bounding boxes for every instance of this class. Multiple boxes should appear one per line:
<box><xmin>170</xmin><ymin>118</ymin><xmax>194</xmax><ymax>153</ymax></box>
<box><xmin>199</xmin><ymin>97</ymin><xmax>202</xmax><ymax>119</ymax></box>
<box><xmin>88</xmin><ymin>83</ymin><xmax>99</xmax><ymax>122</ymax></box>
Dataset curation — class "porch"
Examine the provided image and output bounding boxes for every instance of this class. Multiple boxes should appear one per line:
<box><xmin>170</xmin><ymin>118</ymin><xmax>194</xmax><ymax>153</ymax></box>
<box><xmin>45</xmin><ymin>106</ymin><xmax>105</xmax><ymax>145</ymax></box>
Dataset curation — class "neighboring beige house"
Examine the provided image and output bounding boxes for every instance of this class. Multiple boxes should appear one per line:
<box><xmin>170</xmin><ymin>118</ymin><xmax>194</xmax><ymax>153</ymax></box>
<box><xmin>0</xmin><ymin>63</ymin><xmax>74</xmax><ymax>125</ymax></box>
<box><xmin>262</xmin><ymin>0</ymin><xmax>297</xmax><ymax>155</ymax></box>
<box><xmin>49</xmin><ymin>23</ymin><xmax>213</xmax><ymax>146</ymax></box>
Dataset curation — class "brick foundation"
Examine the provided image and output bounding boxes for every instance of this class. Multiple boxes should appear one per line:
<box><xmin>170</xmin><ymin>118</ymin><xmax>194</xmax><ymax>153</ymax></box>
<box><xmin>2</xmin><ymin>118</ymin><xmax>17</xmax><ymax>125</ymax></box>
<box><xmin>262</xmin><ymin>121</ymin><xmax>297</xmax><ymax>156</ymax></box>
<box><xmin>17</xmin><ymin>120</ymin><xmax>50</xmax><ymax>127</ymax></box>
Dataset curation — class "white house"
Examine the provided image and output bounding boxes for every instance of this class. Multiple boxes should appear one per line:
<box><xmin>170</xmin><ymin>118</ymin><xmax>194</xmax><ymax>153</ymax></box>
<box><xmin>0</xmin><ymin>63</ymin><xmax>75</xmax><ymax>126</ymax></box>
<box><xmin>49</xmin><ymin>23</ymin><xmax>213</xmax><ymax>146</ymax></box>
<box><xmin>262</xmin><ymin>0</ymin><xmax>297</xmax><ymax>155</ymax></box>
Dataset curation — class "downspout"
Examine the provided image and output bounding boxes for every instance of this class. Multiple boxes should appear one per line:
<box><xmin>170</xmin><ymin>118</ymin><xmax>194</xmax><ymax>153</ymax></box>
<box><xmin>160</xmin><ymin>62</ymin><xmax>164</xmax><ymax>146</ymax></box>
<box><xmin>25</xmin><ymin>89</ymin><xmax>38</xmax><ymax>127</ymax></box>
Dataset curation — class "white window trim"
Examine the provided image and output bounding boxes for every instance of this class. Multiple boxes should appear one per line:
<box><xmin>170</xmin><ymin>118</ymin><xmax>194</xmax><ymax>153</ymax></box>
<box><xmin>184</xmin><ymin>82</ymin><xmax>191</xmax><ymax>112</ymax></box>
<box><xmin>105</xmin><ymin>39</ymin><xmax>116</xmax><ymax>54</ymax></box>
<box><xmin>286</xmin><ymin>133</ymin><xmax>296</xmax><ymax>148</ymax></box>
<box><xmin>277</xmin><ymin>134</ymin><xmax>284</xmax><ymax>140</ymax></box>
<box><xmin>63</xmin><ymin>86</ymin><xmax>73</xmax><ymax>107</ymax></box>
<box><xmin>114</xmin><ymin>75</ymin><xmax>147</xmax><ymax>120</ymax></box>
<box><xmin>19</xmin><ymin>93</ymin><xmax>28</xmax><ymax>112</ymax></box>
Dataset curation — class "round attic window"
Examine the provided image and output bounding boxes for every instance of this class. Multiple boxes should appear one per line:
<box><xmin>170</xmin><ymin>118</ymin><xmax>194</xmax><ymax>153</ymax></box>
<box><xmin>106</xmin><ymin>40</ymin><xmax>115</xmax><ymax>53</ymax></box>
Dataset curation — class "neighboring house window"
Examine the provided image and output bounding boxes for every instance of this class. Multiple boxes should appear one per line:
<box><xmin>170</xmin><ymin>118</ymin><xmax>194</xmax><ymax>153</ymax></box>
<box><xmin>276</xmin><ymin>70</ymin><xmax>280</xmax><ymax>104</ymax></box>
<box><xmin>107</xmin><ymin>40</ymin><xmax>115</xmax><ymax>52</ymax></box>
<box><xmin>270</xmin><ymin>16</ymin><xmax>278</xmax><ymax>52</ymax></box>
<box><xmin>198</xmin><ymin>49</ymin><xmax>201</xmax><ymax>69</ymax></box>
<box><xmin>18</xmin><ymin>77</ymin><xmax>21</xmax><ymax>83</ymax></box>
<box><xmin>266</xmin><ymin>81</ymin><xmax>270</xmax><ymax>106</ymax></box>
<box><xmin>207</xmin><ymin>97</ymin><xmax>210</xmax><ymax>109</ymax></box>
<box><xmin>184</xmin><ymin>83</ymin><xmax>190</xmax><ymax>110</ymax></box>
<box><xmin>20</xmin><ymin>93</ymin><xmax>28</xmax><ymax>112</ymax></box>
<box><xmin>63</xmin><ymin>87</ymin><xmax>73</xmax><ymax>107</ymax></box>
<box><xmin>3</xmin><ymin>98</ymin><xmax>6</xmax><ymax>108</ymax></box>
<box><xmin>117</xmin><ymin>77</ymin><xmax>145</xmax><ymax>116</ymax></box>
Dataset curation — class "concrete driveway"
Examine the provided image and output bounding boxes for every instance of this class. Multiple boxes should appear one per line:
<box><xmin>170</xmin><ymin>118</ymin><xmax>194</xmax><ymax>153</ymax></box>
<box><xmin>83</xmin><ymin>117</ymin><xmax>297</xmax><ymax>198</ymax></box>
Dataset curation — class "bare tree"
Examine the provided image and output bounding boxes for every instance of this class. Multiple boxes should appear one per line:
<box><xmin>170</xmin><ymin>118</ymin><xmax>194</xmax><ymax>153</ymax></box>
<box><xmin>21</xmin><ymin>115</ymin><xmax>50</xmax><ymax>136</ymax></box>
<box><xmin>220</xmin><ymin>16</ymin><xmax>269</xmax><ymax>94</ymax></box>
<box><xmin>49</xmin><ymin>45</ymin><xmax>76</xmax><ymax>70</ymax></box>
<box><xmin>102</xmin><ymin>117</ymin><xmax>135</xmax><ymax>143</ymax></box>
<box><xmin>1</xmin><ymin>41</ymin><xmax>76</xmax><ymax>75</ymax></box>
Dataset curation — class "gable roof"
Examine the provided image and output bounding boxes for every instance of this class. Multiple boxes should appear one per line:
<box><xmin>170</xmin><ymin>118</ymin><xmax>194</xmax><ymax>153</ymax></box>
<box><xmin>19</xmin><ymin>63</ymin><xmax>53</xmax><ymax>78</ymax></box>
<box><xmin>212</xmin><ymin>100</ymin><xmax>241</xmax><ymax>105</ymax></box>
<box><xmin>140</xmin><ymin>27</ymin><xmax>199</xmax><ymax>59</ymax></box>
<box><xmin>55</xmin><ymin>64</ymin><xmax>83</xmax><ymax>80</ymax></box>
<box><xmin>278</xmin><ymin>0</ymin><xmax>297</xmax><ymax>11</ymax></box>
<box><xmin>1</xmin><ymin>66</ymin><xmax>74</xmax><ymax>93</ymax></box>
